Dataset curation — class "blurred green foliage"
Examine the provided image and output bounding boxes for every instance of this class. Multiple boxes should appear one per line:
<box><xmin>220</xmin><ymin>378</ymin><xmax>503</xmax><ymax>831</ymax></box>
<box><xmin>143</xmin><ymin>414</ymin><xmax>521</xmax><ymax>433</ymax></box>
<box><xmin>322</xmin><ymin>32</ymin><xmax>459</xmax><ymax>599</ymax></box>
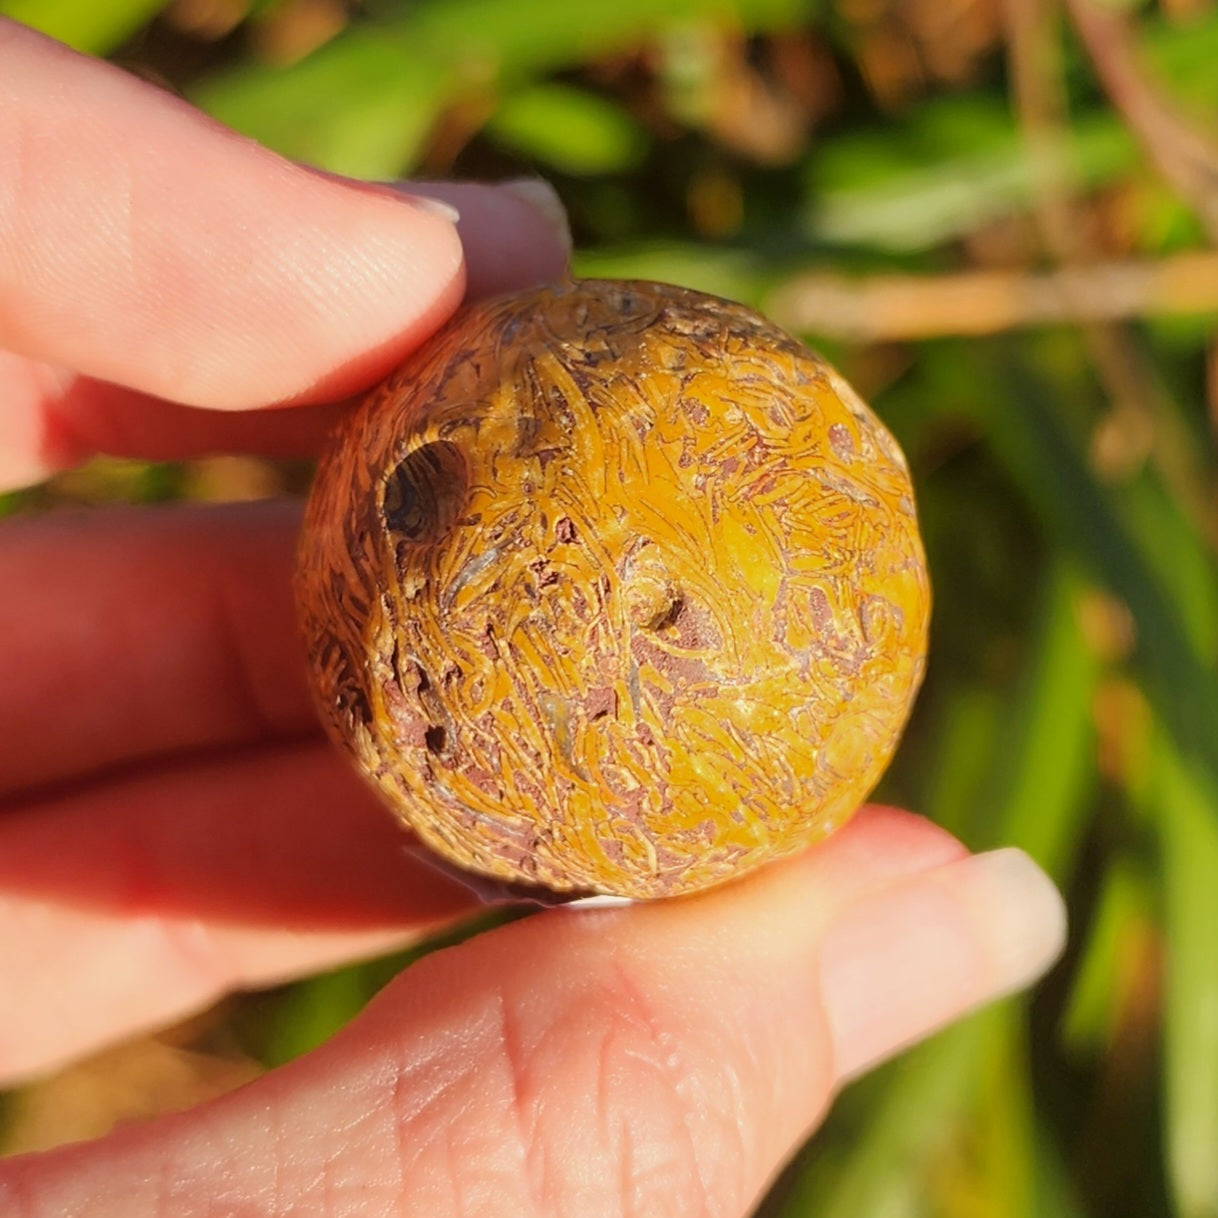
<box><xmin>3</xmin><ymin>0</ymin><xmax>1218</xmax><ymax>1214</ymax></box>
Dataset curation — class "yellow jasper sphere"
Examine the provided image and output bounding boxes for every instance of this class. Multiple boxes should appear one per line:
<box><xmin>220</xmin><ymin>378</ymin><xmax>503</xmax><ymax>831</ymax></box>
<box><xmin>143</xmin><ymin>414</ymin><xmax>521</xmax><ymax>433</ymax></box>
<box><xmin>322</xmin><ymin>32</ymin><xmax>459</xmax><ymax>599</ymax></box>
<box><xmin>296</xmin><ymin>279</ymin><xmax>930</xmax><ymax>899</ymax></box>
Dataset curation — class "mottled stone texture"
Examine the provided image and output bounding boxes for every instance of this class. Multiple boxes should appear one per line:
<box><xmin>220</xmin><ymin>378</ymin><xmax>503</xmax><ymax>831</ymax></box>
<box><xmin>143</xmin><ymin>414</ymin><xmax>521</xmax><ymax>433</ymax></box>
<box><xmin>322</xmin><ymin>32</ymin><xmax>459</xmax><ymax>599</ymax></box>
<box><xmin>296</xmin><ymin>279</ymin><xmax>930</xmax><ymax>898</ymax></box>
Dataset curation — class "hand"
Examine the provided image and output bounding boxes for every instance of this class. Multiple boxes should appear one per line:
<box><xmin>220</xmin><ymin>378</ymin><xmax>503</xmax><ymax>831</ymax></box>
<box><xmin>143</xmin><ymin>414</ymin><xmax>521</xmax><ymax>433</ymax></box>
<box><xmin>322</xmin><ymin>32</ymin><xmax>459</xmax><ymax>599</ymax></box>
<box><xmin>0</xmin><ymin>18</ymin><xmax>1066</xmax><ymax>1216</ymax></box>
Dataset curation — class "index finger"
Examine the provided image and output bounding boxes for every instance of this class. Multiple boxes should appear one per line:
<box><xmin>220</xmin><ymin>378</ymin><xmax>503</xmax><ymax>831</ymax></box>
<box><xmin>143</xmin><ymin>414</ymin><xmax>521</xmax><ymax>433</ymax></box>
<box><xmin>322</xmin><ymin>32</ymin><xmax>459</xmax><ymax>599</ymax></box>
<box><xmin>0</xmin><ymin>18</ymin><xmax>465</xmax><ymax>410</ymax></box>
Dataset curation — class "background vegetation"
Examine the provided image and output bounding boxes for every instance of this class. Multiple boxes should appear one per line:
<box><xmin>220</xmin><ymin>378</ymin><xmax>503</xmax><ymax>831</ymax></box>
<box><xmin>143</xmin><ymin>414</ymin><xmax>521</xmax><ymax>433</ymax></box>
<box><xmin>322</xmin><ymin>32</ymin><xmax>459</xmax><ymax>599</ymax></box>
<box><xmin>3</xmin><ymin>0</ymin><xmax>1218</xmax><ymax>1214</ymax></box>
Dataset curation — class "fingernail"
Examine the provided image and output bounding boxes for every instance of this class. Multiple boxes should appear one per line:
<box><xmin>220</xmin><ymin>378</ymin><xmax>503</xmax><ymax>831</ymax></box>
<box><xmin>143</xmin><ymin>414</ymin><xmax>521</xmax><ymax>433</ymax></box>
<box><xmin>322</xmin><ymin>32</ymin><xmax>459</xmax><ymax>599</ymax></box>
<box><xmin>498</xmin><ymin>178</ymin><xmax>573</xmax><ymax>255</ymax></box>
<box><xmin>958</xmin><ymin>849</ymin><xmax>1068</xmax><ymax>989</ymax></box>
<box><xmin>819</xmin><ymin>848</ymin><xmax>1066</xmax><ymax>1080</ymax></box>
<box><xmin>401</xmin><ymin>194</ymin><xmax>462</xmax><ymax>225</ymax></box>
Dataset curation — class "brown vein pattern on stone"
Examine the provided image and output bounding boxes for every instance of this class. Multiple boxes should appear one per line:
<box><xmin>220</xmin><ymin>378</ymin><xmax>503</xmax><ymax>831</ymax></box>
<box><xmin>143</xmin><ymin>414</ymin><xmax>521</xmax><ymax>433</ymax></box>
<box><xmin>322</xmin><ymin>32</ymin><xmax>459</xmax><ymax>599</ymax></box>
<box><xmin>295</xmin><ymin>279</ymin><xmax>930</xmax><ymax>899</ymax></box>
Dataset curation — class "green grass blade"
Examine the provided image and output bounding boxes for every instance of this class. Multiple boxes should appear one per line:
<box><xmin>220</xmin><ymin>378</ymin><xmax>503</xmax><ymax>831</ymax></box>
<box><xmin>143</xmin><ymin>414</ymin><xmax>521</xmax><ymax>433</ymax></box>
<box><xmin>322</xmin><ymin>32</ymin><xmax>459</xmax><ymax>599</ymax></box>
<box><xmin>486</xmin><ymin>83</ymin><xmax>648</xmax><ymax>176</ymax></box>
<box><xmin>401</xmin><ymin>0</ymin><xmax>812</xmax><ymax>72</ymax></box>
<box><xmin>0</xmin><ymin>0</ymin><xmax>168</xmax><ymax>53</ymax></box>
<box><xmin>1154</xmin><ymin>733</ymin><xmax>1218</xmax><ymax>1218</ymax></box>
<box><xmin>985</xmin><ymin>562</ymin><xmax>1101</xmax><ymax>875</ymax></box>
<box><xmin>967</xmin><ymin>1007</ymin><xmax>1088</xmax><ymax>1218</ymax></box>
<box><xmin>574</xmin><ymin>243</ymin><xmax>772</xmax><ymax>305</ymax></box>
<box><xmin>257</xmin><ymin>964</ymin><xmax>377</xmax><ymax>1069</ymax></box>
<box><xmin>192</xmin><ymin>29</ymin><xmax>455</xmax><ymax>177</ymax></box>
<box><xmin>1119</xmin><ymin>476</ymin><xmax>1218</xmax><ymax>664</ymax></box>
<box><xmin>1062</xmin><ymin>858</ymin><xmax>1157</xmax><ymax>1056</ymax></box>
<box><xmin>774</xmin><ymin>1014</ymin><xmax>995</xmax><ymax>1218</ymax></box>
<box><xmin>914</xmin><ymin>556</ymin><xmax>1098</xmax><ymax>874</ymax></box>
<box><xmin>917</xmin><ymin>685</ymin><xmax>1003</xmax><ymax>844</ymax></box>
<box><xmin>977</xmin><ymin>350</ymin><xmax>1218</xmax><ymax>801</ymax></box>
<box><xmin>803</xmin><ymin>102</ymin><xmax>1135</xmax><ymax>252</ymax></box>
<box><xmin>193</xmin><ymin>0</ymin><xmax>812</xmax><ymax>172</ymax></box>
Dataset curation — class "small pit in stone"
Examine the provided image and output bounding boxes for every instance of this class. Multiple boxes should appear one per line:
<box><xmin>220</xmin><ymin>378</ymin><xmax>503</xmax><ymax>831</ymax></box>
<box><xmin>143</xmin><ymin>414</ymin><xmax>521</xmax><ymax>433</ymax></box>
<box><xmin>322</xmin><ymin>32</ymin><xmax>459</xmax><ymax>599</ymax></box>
<box><xmin>644</xmin><ymin>594</ymin><xmax>684</xmax><ymax>632</ymax></box>
<box><xmin>383</xmin><ymin>440</ymin><xmax>469</xmax><ymax>545</ymax></box>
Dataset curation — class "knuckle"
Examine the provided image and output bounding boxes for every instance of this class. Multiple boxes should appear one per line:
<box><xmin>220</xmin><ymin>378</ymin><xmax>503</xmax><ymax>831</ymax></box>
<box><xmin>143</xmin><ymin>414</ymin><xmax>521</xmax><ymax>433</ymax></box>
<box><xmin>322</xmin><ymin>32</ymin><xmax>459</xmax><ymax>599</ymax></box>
<box><xmin>478</xmin><ymin>954</ymin><xmax>747</xmax><ymax>1218</ymax></box>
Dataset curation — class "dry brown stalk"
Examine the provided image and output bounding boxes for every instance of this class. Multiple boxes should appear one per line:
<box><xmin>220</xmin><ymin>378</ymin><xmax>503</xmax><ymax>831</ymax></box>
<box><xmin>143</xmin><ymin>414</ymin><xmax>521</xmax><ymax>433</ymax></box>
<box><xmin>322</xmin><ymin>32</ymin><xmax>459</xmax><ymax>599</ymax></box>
<box><xmin>1009</xmin><ymin>0</ymin><xmax>1213</xmax><ymax>523</ymax></box>
<box><xmin>1067</xmin><ymin>0</ymin><xmax>1218</xmax><ymax>243</ymax></box>
<box><xmin>765</xmin><ymin>251</ymin><xmax>1218</xmax><ymax>342</ymax></box>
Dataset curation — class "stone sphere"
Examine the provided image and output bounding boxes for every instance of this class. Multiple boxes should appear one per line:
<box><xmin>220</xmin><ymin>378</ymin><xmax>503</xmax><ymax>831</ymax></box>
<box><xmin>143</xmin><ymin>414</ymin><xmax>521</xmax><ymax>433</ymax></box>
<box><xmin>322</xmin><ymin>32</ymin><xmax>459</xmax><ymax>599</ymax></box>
<box><xmin>295</xmin><ymin>279</ymin><xmax>930</xmax><ymax>899</ymax></box>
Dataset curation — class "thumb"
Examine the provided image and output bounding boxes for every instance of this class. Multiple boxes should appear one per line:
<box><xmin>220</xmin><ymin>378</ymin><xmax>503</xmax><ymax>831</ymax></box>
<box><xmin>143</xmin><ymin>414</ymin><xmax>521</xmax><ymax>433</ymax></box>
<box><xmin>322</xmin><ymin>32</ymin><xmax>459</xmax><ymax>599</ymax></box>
<box><xmin>0</xmin><ymin>808</ymin><xmax>1065</xmax><ymax>1218</ymax></box>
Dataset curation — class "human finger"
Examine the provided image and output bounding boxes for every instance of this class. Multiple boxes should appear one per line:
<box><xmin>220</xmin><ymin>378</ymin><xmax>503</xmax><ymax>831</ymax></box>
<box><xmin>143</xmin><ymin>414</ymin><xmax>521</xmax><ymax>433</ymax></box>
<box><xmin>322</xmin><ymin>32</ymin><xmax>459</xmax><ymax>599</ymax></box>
<box><xmin>0</xmin><ymin>740</ymin><xmax>476</xmax><ymax>1084</ymax></box>
<box><xmin>406</xmin><ymin>178</ymin><xmax>572</xmax><ymax>301</ymax></box>
<box><xmin>0</xmin><ymin>179</ymin><xmax>571</xmax><ymax>484</ymax></box>
<box><xmin>0</xmin><ymin>807</ymin><xmax>1066</xmax><ymax>1217</ymax></box>
<box><xmin>0</xmin><ymin>20</ymin><xmax>566</xmax><ymax>489</ymax></box>
<box><xmin>0</xmin><ymin>358</ymin><xmax>348</xmax><ymax>481</ymax></box>
<box><xmin>0</xmin><ymin>20</ymin><xmax>461</xmax><ymax>407</ymax></box>
<box><xmin>0</xmin><ymin>502</ymin><xmax>313</xmax><ymax>799</ymax></box>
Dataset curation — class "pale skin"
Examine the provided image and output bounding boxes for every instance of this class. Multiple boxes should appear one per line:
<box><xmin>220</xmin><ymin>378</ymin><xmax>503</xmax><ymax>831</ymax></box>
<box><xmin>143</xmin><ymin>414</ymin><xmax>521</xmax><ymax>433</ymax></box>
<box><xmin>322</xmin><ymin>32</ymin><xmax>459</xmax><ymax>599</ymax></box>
<box><xmin>0</xmin><ymin>18</ymin><xmax>1067</xmax><ymax>1217</ymax></box>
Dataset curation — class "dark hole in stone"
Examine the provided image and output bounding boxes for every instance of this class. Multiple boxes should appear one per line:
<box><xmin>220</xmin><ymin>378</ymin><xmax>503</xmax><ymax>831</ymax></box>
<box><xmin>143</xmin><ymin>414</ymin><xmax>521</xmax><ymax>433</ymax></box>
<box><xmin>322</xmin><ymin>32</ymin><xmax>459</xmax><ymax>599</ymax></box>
<box><xmin>647</xmin><ymin>595</ymin><xmax>684</xmax><ymax>632</ymax></box>
<box><xmin>424</xmin><ymin>725</ymin><xmax>447</xmax><ymax>755</ymax></box>
<box><xmin>383</xmin><ymin>440</ymin><xmax>469</xmax><ymax>545</ymax></box>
